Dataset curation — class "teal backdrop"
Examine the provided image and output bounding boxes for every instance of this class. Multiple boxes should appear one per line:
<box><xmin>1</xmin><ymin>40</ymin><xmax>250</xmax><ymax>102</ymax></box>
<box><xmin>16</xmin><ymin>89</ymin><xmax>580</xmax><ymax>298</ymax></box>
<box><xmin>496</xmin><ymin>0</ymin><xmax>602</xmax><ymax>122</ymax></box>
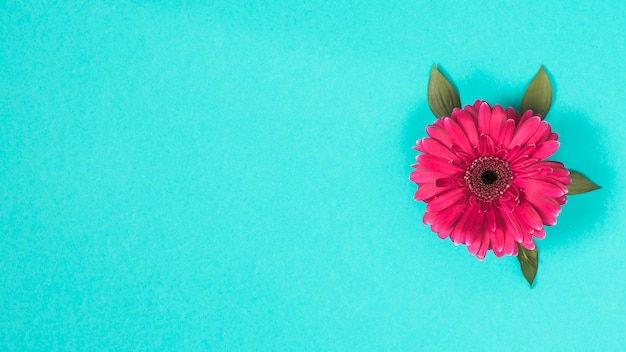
<box><xmin>1</xmin><ymin>1</ymin><xmax>625</xmax><ymax>351</ymax></box>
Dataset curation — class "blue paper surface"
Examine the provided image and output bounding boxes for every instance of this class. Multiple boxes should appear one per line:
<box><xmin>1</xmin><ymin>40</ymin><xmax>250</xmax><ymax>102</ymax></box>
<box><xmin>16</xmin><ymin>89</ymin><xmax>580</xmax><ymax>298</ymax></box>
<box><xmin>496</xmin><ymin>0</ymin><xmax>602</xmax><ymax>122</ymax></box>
<box><xmin>1</xmin><ymin>1</ymin><xmax>625</xmax><ymax>350</ymax></box>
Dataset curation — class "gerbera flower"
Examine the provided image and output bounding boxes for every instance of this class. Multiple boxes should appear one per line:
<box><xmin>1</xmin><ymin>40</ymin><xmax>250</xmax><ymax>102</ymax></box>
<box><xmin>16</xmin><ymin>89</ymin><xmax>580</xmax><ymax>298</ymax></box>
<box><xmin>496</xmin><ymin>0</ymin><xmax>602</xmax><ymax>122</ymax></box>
<box><xmin>410</xmin><ymin>100</ymin><xmax>571</xmax><ymax>260</ymax></box>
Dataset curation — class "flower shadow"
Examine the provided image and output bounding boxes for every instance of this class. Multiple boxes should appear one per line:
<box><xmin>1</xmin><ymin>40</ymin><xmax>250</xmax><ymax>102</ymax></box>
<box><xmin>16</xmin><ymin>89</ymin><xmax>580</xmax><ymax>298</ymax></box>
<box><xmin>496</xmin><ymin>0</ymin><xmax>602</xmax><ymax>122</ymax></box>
<box><xmin>543</xmin><ymin>107</ymin><xmax>610</xmax><ymax>247</ymax></box>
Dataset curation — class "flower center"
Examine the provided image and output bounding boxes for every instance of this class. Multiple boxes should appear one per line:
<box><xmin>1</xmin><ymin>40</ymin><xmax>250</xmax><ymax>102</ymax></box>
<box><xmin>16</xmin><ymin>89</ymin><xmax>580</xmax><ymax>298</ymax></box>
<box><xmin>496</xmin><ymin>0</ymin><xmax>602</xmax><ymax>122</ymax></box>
<box><xmin>464</xmin><ymin>156</ymin><xmax>513</xmax><ymax>201</ymax></box>
<box><xmin>480</xmin><ymin>170</ymin><xmax>498</xmax><ymax>185</ymax></box>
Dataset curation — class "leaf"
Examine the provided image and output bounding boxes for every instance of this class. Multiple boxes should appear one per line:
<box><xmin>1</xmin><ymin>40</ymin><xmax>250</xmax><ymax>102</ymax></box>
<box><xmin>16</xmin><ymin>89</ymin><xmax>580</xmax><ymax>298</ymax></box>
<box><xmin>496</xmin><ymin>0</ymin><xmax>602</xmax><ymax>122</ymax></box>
<box><xmin>427</xmin><ymin>65</ymin><xmax>461</xmax><ymax>119</ymax></box>
<box><xmin>520</xmin><ymin>65</ymin><xmax>553</xmax><ymax>119</ymax></box>
<box><xmin>516</xmin><ymin>244</ymin><xmax>538</xmax><ymax>287</ymax></box>
<box><xmin>568</xmin><ymin>170</ymin><xmax>601</xmax><ymax>195</ymax></box>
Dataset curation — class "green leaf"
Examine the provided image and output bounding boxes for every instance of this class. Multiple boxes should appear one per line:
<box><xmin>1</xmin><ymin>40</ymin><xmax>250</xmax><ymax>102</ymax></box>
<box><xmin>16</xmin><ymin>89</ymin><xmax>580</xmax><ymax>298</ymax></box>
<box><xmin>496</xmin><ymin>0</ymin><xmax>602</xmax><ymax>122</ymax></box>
<box><xmin>427</xmin><ymin>65</ymin><xmax>461</xmax><ymax>119</ymax></box>
<box><xmin>568</xmin><ymin>170</ymin><xmax>601</xmax><ymax>195</ymax></box>
<box><xmin>516</xmin><ymin>244</ymin><xmax>538</xmax><ymax>287</ymax></box>
<box><xmin>520</xmin><ymin>65</ymin><xmax>552</xmax><ymax>119</ymax></box>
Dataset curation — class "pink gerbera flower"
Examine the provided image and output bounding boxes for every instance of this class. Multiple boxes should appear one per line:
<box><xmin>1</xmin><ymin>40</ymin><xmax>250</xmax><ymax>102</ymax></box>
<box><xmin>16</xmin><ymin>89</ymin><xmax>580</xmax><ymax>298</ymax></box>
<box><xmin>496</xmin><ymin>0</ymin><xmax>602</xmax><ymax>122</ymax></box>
<box><xmin>410</xmin><ymin>100</ymin><xmax>572</xmax><ymax>259</ymax></box>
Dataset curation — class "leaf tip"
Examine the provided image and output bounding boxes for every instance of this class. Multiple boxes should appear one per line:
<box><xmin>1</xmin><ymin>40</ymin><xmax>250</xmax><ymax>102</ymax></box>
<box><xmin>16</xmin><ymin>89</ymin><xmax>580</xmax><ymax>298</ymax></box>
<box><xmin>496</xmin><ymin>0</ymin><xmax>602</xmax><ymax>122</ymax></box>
<box><xmin>521</xmin><ymin>65</ymin><xmax>553</xmax><ymax>119</ymax></box>
<box><xmin>516</xmin><ymin>244</ymin><xmax>538</xmax><ymax>288</ymax></box>
<box><xmin>567</xmin><ymin>170</ymin><xmax>602</xmax><ymax>195</ymax></box>
<box><xmin>427</xmin><ymin>65</ymin><xmax>460</xmax><ymax>119</ymax></box>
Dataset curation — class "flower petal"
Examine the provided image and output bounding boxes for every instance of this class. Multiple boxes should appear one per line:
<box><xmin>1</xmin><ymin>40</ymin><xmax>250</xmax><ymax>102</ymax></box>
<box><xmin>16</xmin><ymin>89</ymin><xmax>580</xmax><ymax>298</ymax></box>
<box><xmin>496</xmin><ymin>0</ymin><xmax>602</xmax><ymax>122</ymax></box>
<box><xmin>498</xmin><ymin>119</ymin><xmax>515</xmax><ymax>147</ymax></box>
<box><xmin>509</xmin><ymin>116</ymin><xmax>541</xmax><ymax>147</ymax></box>
<box><xmin>435</xmin><ymin>177</ymin><xmax>462</xmax><ymax>187</ymax></box>
<box><xmin>496</xmin><ymin>204</ymin><xmax>523</xmax><ymax>242</ymax></box>
<box><xmin>456</xmin><ymin>110</ymin><xmax>480</xmax><ymax>149</ymax></box>
<box><xmin>520</xmin><ymin>239</ymin><xmax>536</xmax><ymax>250</ymax></box>
<box><xmin>448</xmin><ymin>203</ymin><xmax>475</xmax><ymax>245</ymax></box>
<box><xmin>503</xmin><ymin>227</ymin><xmax>518</xmax><ymax>255</ymax></box>
<box><xmin>516</xmin><ymin>176</ymin><xmax>566</xmax><ymax>197</ymax></box>
<box><xmin>426</xmin><ymin>187</ymin><xmax>466</xmax><ymax>212</ymax></box>
<box><xmin>504</xmin><ymin>107</ymin><xmax>521</xmax><ymax>124</ymax></box>
<box><xmin>477</xmin><ymin>234</ymin><xmax>491</xmax><ymax>260</ymax></box>
<box><xmin>410</xmin><ymin>167</ymin><xmax>448</xmax><ymax>184</ymax></box>
<box><xmin>426</xmin><ymin>125</ymin><xmax>453</xmax><ymax>147</ymax></box>
<box><xmin>526</xmin><ymin>121</ymin><xmax>552</xmax><ymax>145</ymax></box>
<box><xmin>489</xmin><ymin>105</ymin><xmax>506</xmax><ymax>143</ymax></box>
<box><xmin>415</xmin><ymin>183</ymin><xmax>450</xmax><ymax>201</ymax></box>
<box><xmin>491</xmin><ymin>220</ymin><xmax>505</xmax><ymax>252</ymax></box>
<box><xmin>419</xmin><ymin>138</ymin><xmax>458</xmax><ymax>161</ymax></box>
<box><xmin>477</xmin><ymin>102</ymin><xmax>492</xmax><ymax>135</ymax></box>
<box><xmin>533</xmin><ymin>228</ymin><xmax>546</xmax><ymax>240</ymax></box>
<box><xmin>515</xmin><ymin>200</ymin><xmax>543</xmax><ymax>231</ymax></box>
<box><xmin>431</xmin><ymin>203</ymin><xmax>466</xmax><ymax>234</ymax></box>
<box><xmin>525</xmin><ymin>192</ymin><xmax>561</xmax><ymax>226</ymax></box>
<box><xmin>478</xmin><ymin>133</ymin><xmax>495</xmax><ymax>156</ymax></box>
<box><xmin>417</xmin><ymin>153</ymin><xmax>465</xmax><ymax>174</ymax></box>
<box><xmin>532</xmin><ymin>140</ymin><xmax>560</xmax><ymax>160</ymax></box>
<box><xmin>443</xmin><ymin>117</ymin><xmax>474</xmax><ymax>155</ymax></box>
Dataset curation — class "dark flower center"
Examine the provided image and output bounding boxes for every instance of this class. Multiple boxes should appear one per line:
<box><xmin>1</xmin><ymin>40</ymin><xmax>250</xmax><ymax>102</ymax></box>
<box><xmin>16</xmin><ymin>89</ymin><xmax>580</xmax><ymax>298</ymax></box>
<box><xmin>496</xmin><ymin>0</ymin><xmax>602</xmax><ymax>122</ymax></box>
<box><xmin>464</xmin><ymin>157</ymin><xmax>513</xmax><ymax>201</ymax></box>
<box><xmin>480</xmin><ymin>170</ymin><xmax>498</xmax><ymax>185</ymax></box>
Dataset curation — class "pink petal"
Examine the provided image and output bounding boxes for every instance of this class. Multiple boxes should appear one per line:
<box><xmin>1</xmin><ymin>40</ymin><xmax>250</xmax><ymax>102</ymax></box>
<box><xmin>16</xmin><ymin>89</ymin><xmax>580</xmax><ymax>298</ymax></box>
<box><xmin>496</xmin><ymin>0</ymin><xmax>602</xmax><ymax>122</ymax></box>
<box><xmin>435</xmin><ymin>228</ymin><xmax>449</xmax><ymax>239</ymax></box>
<box><xmin>449</xmin><ymin>145</ymin><xmax>475</xmax><ymax>164</ymax></box>
<box><xmin>426</xmin><ymin>187</ymin><xmax>466</xmax><ymax>212</ymax></box>
<box><xmin>498</xmin><ymin>119</ymin><xmax>515</xmax><ymax>148</ymax></box>
<box><xmin>456</xmin><ymin>110</ymin><xmax>480</xmax><ymax>149</ymax></box>
<box><xmin>517</xmin><ymin>110</ymin><xmax>536</xmax><ymax>126</ymax></box>
<box><xmin>419</xmin><ymin>138</ymin><xmax>458</xmax><ymax>161</ymax></box>
<box><xmin>449</xmin><ymin>221</ymin><xmax>466</xmax><ymax>245</ymax></box>
<box><xmin>423</xmin><ymin>211</ymin><xmax>437</xmax><ymax>225</ymax></box>
<box><xmin>464</xmin><ymin>204</ymin><xmax>483</xmax><ymax>246</ymax></box>
<box><xmin>426</xmin><ymin>125</ymin><xmax>453</xmax><ymax>147</ymax></box>
<box><xmin>435</xmin><ymin>177</ymin><xmax>462</xmax><ymax>187</ymax></box>
<box><xmin>417</xmin><ymin>153</ymin><xmax>465</xmax><ymax>174</ymax></box>
<box><xmin>449</xmin><ymin>203</ymin><xmax>475</xmax><ymax>245</ymax></box>
<box><xmin>443</xmin><ymin>117</ymin><xmax>474</xmax><ymax>155</ymax></box>
<box><xmin>509</xmin><ymin>116</ymin><xmax>541</xmax><ymax>147</ymax></box>
<box><xmin>516</xmin><ymin>210</ymin><xmax>535</xmax><ymax>234</ymax></box>
<box><xmin>467</xmin><ymin>231</ymin><xmax>483</xmax><ymax>256</ymax></box>
<box><xmin>525</xmin><ymin>192</ymin><xmax>561</xmax><ymax>226</ymax></box>
<box><xmin>509</xmin><ymin>144</ymin><xmax>536</xmax><ymax>165</ymax></box>
<box><xmin>504</xmin><ymin>107</ymin><xmax>521</xmax><ymax>124</ymax></box>
<box><xmin>515</xmin><ymin>201</ymin><xmax>543</xmax><ymax>231</ymax></box>
<box><xmin>515</xmin><ymin>177</ymin><xmax>566</xmax><ymax>197</ymax></box>
<box><xmin>532</xmin><ymin>140</ymin><xmax>560</xmax><ymax>160</ymax></box>
<box><xmin>489</xmin><ymin>105</ymin><xmax>507</xmax><ymax>143</ymax></box>
<box><xmin>415</xmin><ymin>183</ymin><xmax>450</xmax><ymax>201</ymax></box>
<box><xmin>477</xmin><ymin>102</ymin><xmax>492</xmax><ymax>135</ymax></box>
<box><xmin>478</xmin><ymin>133</ymin><xmax>495</xmax><ymax>156</ymax></box>
<box><xmin>503</xmin><ymin>228</ymin><xmax>517</xmax><ymax>255</ymax></box>
<box><xmin>527</xmin><ymin>121</ymin><xmax>552</xmax><ymax>145</ymax></box>
<box><xmin>491</xmin><ymin>225</ymin><xmax>505</xmax><ymax>253</ymax></box>
<box><xmin>431</xmin><ymin>203</ymin><xmax>466</xmax><ymax>234</ymax></box>
<box><xmin>410</xmin><ymin>167</ymin><xmax>448</xmax><ymax>184</ymax></box>
<box><xmin>533</xmin><ymin>228</ymin><xmax>546</xmax><ymax>240</ymax></box>
<box><xmin>539</xmin><ymin>161</ymin><xmax>569</xmax><ymax>176</ymax></box>
<box><xmin>496</xmin><ymin>204</ymin><xmax>523</xmax><ymax>242</ymax></box>
<box><xmin>485</xmin><ymin>203</ymin><xmax>497</xmax><ymax>232</ymax></box>
<box><xmin>520</xmin><ymin>239</ymin><xmax>536</xmax><ymax>250</ymax></box>
<box><xmin>477</xmin><ymin>234</ymin><xmax>491</xmax><ymax>260</ymax></box>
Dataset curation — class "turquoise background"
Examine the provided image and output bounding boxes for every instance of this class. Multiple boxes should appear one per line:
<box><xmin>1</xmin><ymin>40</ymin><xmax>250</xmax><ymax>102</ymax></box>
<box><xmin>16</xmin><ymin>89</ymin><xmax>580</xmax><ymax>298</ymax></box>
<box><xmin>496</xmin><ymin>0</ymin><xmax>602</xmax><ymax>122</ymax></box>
<box><xmin>1</xmin><ymin>1</ymin><xmax>625</xmax><ymax>351</ymax></box>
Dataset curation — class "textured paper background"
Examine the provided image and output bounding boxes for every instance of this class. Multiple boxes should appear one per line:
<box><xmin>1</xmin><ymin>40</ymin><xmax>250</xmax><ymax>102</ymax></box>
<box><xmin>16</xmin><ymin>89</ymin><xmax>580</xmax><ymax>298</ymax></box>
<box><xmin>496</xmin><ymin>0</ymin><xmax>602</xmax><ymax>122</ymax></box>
<box><xmin>1</xmin><ymin>1</ymin><xmax>624</xmax><ymax>350</ymax></box>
